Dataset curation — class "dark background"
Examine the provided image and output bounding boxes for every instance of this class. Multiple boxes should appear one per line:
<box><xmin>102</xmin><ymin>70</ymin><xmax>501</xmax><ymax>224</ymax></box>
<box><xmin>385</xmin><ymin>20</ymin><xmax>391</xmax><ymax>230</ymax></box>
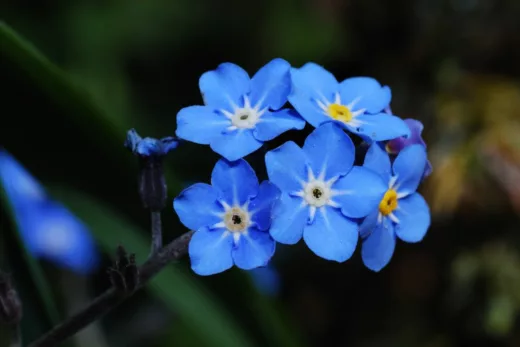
<box><xmin>1</xmin><ymin>0</ymin><xmax>520</xmax><ymax>346</ymax></box>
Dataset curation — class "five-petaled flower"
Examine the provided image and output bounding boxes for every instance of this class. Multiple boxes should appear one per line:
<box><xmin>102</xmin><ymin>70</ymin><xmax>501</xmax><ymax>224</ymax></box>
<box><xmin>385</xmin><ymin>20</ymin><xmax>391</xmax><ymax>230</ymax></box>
<box><xmin>265</xmin><ymin>123</ymin><xmax>387</xmax><ymax>262</ymax></box>
<box><xmin>288</xmin><ymin>63</ymin><xmax>410</xmax><ymax>141</ymax></box>
<box><xmin>125</xmin><ymin>129</ymin><xmax>179</xmax><ymax>157</ymax></box>
<box><xmin>174</xmin><ymin>159</ymin><xmax>280</xmax><ymax>275</ymax></box>
<box><xmin>385</xmin><ymin>118</ymin><xmax>432</xmax><ymax>178</ymax></box>
<box><xmin>0</xmin><ymin>149</ymin><xmax>99</xmax><ymax>274</ymax></box>
<box><xmin>176</xmin><ymin>58</ymin><xmax>306</xmax><ymax>161</ymax></box>
<box><xmin>360</xmin><ymin>143</ymin><xmax>431</xmax><ymax>272</ymax></box>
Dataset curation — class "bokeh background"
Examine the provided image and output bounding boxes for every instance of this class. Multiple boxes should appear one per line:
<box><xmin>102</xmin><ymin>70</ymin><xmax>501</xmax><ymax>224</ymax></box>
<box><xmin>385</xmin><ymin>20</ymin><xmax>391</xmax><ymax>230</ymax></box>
<box><xmin>2</xmin><ymin>0</ymin><xmax>520</xmax><ymax>346</ymax></box>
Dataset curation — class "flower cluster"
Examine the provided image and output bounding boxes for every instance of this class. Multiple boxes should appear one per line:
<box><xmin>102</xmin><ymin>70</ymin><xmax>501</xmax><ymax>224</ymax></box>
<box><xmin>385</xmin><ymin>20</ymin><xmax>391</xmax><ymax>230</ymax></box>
<box><xmin>173</xmin><ymin>59</ymin><xmax>431</xmax><ymax>275</ymax></box>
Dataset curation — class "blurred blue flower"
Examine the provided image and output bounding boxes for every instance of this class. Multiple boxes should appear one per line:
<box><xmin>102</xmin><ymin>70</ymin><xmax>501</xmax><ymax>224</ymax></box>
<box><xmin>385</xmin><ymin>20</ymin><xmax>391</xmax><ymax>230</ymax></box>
<box><xmin>0</xmin><ymin>150</ymin><xmax>99</xmax><ymax>274</ymax></box>
<box><xmin>385</xmin><ymin>118</ymin><xmax>433</xmax><ymax>177</ymax></box>
<box><xmin>176</xmin><ymin>58</ymin><xmax>305</xmax><ymax>161</ymax></box>
<box><xmin>249</xmin><ymin>265</ymin><xmax>281</xmax><ymax>297</ymax></box>
<box><xmin>288</xmin><ymin>63</ymin><xmax>410</xmax><ymax>141</ymax></box>
<box><xmin>125</xmin><ymin>128</ymin><xmax>179</xmax><ymax>157</ymax></box>
<box><xmin>265</xmin><ymin>123</ymin><xmax>386</xmax><ymax>262</ymax></box>
<box><xmin>174</xmin><ymin>159</ymin><xmax>280</xmax><ymax>276</ymax></box>
<box><xmin>360</xmin><ymin>144</ymin><xmax>431</xmax><ymax>272</ymax></box>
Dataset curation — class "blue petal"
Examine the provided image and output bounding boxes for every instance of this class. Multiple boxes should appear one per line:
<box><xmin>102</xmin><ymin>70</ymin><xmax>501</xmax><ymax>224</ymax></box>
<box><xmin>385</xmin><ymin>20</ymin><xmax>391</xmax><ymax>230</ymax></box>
<box><xmin>0</xmin><ymin>150</ymin><xmax>46</xmax><ymax>206</ymax></box>
<box><xmin>136</xmin><ymin>138</ymin><xmax>162</xmax><ymax>156</ymax></box>
<box><xmin>290</xmin><ymin>63</ymin><xmax>338</xmax><ymax>102</ymax></box>
<box><xmin>288</xmin><ymin>63</ymin><xmax>338</xmax><ymax>128</ymax></box>
<box><xmin>253</xmin><ymin>109</ymin><xmax>306</xmax><ymax>142</ymax></box>
<box><xmin>232</xmin><ymin>228</ymin><xmax>276</xmax><ymax>270</ymax></box>
<box><xmin>210</xmin><ymin>130</ymin><xmax>263</xmax><ymax>161</ymax></box>
<box><xmin>249</xmin><ymin>58</ymin><xmax>291</xmax><ymax>110</ymax></box>
<box><xmin>269</xmin><ymin>193</ymin><xmax>307</xmax><ymax>244</ymax></box>
<box><xmin>176</xmin><ymin>106</ymin><xmax>229</xmax><ymax>145</ymax></box>
<box><xmin>394</xmin><ymin>193</ymin><xmax>430</xmax><ymax>243</ymax></box>
<box><xmin>265</xmin><ymin>141</ymin><xmax>308</xmax><ymax>192</ymax></box>
<box><xmin>339</xmin><ymin>77</ymin><xmax>391</xmax><ymax>114</ymax></box>
<box><xmin>189</xmin><ymin>227</ymin><xmax>234</xmax><ymax>276</ymax></box>
<box><xmin>173</xmin><ymin>183</ymin><xmax>222</xmax><ymax>231</ymax></box>
<box><xmin>333</xmin><ymin>166</ymin><xmax>387</xmax><ymax>218</ymax></box>
<box><xmin>393</xmin><ymin>144</ymin><xmax>428</xmax><ymax>196</ymax></box>
<box><xmin>303</xmin><ymin>207</ymin><xmax>358</xmax><ymax>262</ymax></box>
<box><xmin>211</xmin><ymin>159</ymin><xmax>259</xmax><ymax>206</ymax></box>
<box><xmin>351</xmin><ymin>113</ymin><xmax>411</xmax><ymax>141</ymax></box>
<box><xmin>302</xmin><ymin>122</ymin><xmax>354</xmax><ymax>180</ymax></box>
<box><xmin>287</xmin><ymin>93</ymin><xmax>330</xmax><ymax>128</ymax></box>
<box><xmin>359</xmin><ymin>210</ymin><xmax>379</xmax><ymax>239</ymax></box>
<box><xmin>248</xmin><ymin>181</ymin><xmax>281</xmax><ymax>230</ymax></box>
<box><xmin>361</xmin><ymin>218</ymin><xmax>396</xmax><ymax>272</ymax></box>
<box><xmin>363</xmin><ymin>143</ymin><xmax>392</xmax><ymax>182</ymax></box>
<box><xmin>199</xmin><ymin>63</ymin><xmax>250</xmax><ymax>111</ymax></box>
<box><xmin>160</xmin><ymin>137</ymin><xmax>180</xmax><ymax>154</ymax></box>
<box><xmin>19</xmin><ymin>202</ymin><xmax>99</xmax><ymax>274</ymax></box>
<box><xmin>124</xmin><ymin>129</ymin><xmax>142</xmax><ymax>151</ymax></box>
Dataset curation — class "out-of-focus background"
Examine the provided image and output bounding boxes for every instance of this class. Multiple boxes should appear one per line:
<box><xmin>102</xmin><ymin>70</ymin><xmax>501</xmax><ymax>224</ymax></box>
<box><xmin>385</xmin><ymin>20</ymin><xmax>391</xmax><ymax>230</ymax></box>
<box><xmin>1</xmin><ymin>0</ymin><xmax>520</xmax><ymax>346</ymax></box>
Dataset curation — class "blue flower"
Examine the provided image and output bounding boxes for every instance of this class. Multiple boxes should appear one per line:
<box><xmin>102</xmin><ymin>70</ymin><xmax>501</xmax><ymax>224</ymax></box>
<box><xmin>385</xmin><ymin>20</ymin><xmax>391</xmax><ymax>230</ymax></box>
<box><xmin>288</xmin><ymin>63</ymin><xmax>410</xmax><ymax>141</ymax></box>
<box><xmin>125</xmin><ymin>128</ymin><xmax>179</xmax><ymax>157</ymax></box>
<box><xmin>176</xmin><ymin>58</ymin><xmax>306</xmax><ymax>161</ymax></box>
<box><xmin>360</xmin><ymin>143</ymin><xmax>431</xmax><ymax>272</ymax></box>
<box><xmin>385</xmin><ymin>118</ymin><xmax>432</xmax><ymax>178</ymax></box>
<box><xmin>0</xmin><ymin>150</ymin><xmax>99</xmax><ymax>274</ymax></box>
<box><xmin>174</xmin><ymin>158</ymin><xmax>280</xmax><ymax>275</ymax></box>
<box><xmin>265</xmin><ymin>123</ymin><xmax>387</xmax><ymax>262</ymax></box>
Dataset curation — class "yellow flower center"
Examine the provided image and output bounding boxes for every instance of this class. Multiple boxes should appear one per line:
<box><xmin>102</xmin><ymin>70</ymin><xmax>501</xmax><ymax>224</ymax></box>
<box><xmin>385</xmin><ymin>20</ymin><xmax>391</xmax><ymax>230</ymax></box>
<box><xmin>327</xmin><ymin>104</ymin><xmax>352</xmax><ymax>123</ymax></box>
<box><xmin>379</xmin><ymin>189</ymin><xmax>398</xmax><ymax>216</ymax></box>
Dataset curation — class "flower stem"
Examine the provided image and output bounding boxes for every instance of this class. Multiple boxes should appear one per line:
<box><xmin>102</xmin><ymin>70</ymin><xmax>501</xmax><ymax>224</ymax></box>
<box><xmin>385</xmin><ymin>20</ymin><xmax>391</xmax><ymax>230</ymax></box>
<box><xmin>150</xmin><ymin>211</ymin><xmax>162</xmax><ymax>256</ymax></box>
<box><xmin>27</xmin><ymin>230</ymin><xmax>194</xmax><ymax>347</ymax></box>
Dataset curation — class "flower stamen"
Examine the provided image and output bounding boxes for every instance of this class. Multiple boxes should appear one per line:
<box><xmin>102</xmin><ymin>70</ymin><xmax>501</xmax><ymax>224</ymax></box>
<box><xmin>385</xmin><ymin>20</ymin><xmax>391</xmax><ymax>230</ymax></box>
<box><xmin>379</xmin><ymin>189</ymin><xmax>398</xmax><ymax>216</ymax></box>
<box><xmin>224</xmin><ymin>207</ymin><xmax>250</xmax><ymax>232</ymax></box>
<box><xmin>327</xmin><ymin>104</ymin><xmax>353</xmax><ymax>123</ymax></box>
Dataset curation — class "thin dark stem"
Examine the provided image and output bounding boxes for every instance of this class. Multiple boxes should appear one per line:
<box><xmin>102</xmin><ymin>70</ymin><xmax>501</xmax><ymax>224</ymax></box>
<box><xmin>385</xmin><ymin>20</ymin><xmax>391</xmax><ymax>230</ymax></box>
<box><xmin>28</xmin><ymin>230</ymin><xmax>194</xmax><ymax>347</ymax></box>
<box><xmin>150</xmin><ymin>211</ymin><xmax>162</xmax><ymax>255</ymax></box>
<box><xmin>9</xmin><ymin>324</ymin><xmax>21</xmax><ymax>347</ymax></box>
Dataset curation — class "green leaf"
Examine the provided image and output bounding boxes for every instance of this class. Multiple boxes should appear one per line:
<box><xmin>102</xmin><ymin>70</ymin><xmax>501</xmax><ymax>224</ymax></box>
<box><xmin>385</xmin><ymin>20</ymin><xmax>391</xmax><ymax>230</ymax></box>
<box><xmin>50</xmin><ymin>186</ymin><xmax>255</xmax><ymax>347</ymax></box>
<box><xmin>0</xmin><ymin>21</ymin><xmax>124</xmax><ymax>137</ymax></box>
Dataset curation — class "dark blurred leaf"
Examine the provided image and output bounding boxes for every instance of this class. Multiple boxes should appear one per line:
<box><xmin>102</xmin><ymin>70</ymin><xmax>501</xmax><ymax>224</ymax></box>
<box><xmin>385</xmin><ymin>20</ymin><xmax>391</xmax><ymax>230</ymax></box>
<box><xmin>50</xmin><ymin>185</ymin><xmax>255</xmax><ymax>347</ymax></box>
<box><xmin>0</xmin><ymin>21</ymin><xmax>124</xmax><ymax>149</ymax></box>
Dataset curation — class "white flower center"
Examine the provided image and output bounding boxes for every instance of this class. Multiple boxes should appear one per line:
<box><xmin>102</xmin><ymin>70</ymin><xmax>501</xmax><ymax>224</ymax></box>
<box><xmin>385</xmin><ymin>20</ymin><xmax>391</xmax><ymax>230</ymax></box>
<box><xmin>221</xmin><ymin>95</ymin><xmax>267</xmax><ymax>131</ymax></box>
<box><xmin>303</xmin><ymin>181</ymin><xmax>332</xmax><ymax>207</ymax></box>
<box><xmin>293</xmin><ymin>167</ymin><xmax>343</xmax><ymax>222</ymax></box>
<box><xmin>223</xmin><ymin>206</ymin><xmax>250</xmax><ymax>232</ymax></box>
<box><xmin>231</xmin><ymin>108</ymin><xmax>259</xmax><ymax>129</ymax></box>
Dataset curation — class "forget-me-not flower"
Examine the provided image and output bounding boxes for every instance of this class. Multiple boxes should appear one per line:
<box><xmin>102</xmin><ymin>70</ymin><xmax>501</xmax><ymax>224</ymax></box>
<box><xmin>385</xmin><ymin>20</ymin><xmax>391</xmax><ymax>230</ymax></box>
<box><xmin>176</xmin><ymin>58</ymin><xmax>306</xmax><ymax>161</ymax></box>
<box><xmin>0</xmin><ymin>150</ymin><xmax>99</xmax><ymax>274</ymax></box>
<box><xmin>289</xmin><ymin>63</ymin><xmax>410</xmax><ymax>141</ymax></box>
<box><xmin>174</xmin><ymin>158</ymin><xmax>280</xmax><ymax>275</ymax></box>
<box><xmin>360</xmin><ymin>143</ymin><xmax>431</xmax><ymax>272</ymax></box>
<box><xmin>385</xmin><ymin>118</ymin><xmax>432</xmax><ymax>178</ymax></box>
<box><xmin>125</xmin><ymin>128</ymin><xmax>179</xmax><ymax>158</ymax></box>
<box><xmin>265</xmin><ymin>123</ymin><xmax>387</xmax><ymax>262</ymax></box>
